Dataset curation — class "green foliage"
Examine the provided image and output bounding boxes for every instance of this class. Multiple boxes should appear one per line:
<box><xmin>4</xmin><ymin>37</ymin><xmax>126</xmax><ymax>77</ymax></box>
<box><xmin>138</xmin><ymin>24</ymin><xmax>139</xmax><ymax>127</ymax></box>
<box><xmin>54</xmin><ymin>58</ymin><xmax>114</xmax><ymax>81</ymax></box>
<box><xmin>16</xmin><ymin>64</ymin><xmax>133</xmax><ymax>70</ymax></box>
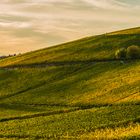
<box><xmin>115</xmin><ymin>45</ymin><xmax>140</xmax><ymax>59</ymax></box>
<box><xmin>115</xmin><ymin>48</ymin><xmax>127</xmax><ymax>59</ymax></box>
<box><xmin>126</xmin><ymin>45</ymin><xmax>140</xmax><ymax>58</ymax></box>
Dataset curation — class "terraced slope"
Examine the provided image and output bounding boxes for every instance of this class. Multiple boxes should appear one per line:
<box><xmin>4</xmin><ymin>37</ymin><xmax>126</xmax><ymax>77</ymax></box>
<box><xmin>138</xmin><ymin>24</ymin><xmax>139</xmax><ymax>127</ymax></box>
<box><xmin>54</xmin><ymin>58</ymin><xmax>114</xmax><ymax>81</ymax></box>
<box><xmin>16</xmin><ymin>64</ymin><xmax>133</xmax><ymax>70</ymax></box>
<box><xmin>0</xmin><ymin>27</ymin><xmax>140</xmax><ymax>139</ymax></box>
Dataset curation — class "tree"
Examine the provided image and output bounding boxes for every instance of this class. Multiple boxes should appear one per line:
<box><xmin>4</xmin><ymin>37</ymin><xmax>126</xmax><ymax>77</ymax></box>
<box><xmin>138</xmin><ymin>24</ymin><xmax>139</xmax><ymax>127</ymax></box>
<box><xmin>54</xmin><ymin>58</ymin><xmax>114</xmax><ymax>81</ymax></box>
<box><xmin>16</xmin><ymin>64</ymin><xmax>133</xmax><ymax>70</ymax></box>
<box><xmin>126</xmin><ymin>45</ymin><xmax>140</xmax><ymax>59</ymax></box>
<box><xmin>115</xmin><ymin>48</ymin><xmax>126</xmax><ymax>59</ymax></box>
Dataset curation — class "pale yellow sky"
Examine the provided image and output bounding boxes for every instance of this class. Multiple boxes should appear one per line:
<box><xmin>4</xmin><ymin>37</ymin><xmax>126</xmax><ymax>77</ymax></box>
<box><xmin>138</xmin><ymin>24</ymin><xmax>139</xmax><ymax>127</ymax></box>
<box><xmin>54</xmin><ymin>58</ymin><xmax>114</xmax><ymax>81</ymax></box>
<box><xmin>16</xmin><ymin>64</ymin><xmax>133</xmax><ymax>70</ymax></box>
<box><xmin>0</xmin><ymin>0</ymin><xmax>140</xmax><ymax>55</ymax></box>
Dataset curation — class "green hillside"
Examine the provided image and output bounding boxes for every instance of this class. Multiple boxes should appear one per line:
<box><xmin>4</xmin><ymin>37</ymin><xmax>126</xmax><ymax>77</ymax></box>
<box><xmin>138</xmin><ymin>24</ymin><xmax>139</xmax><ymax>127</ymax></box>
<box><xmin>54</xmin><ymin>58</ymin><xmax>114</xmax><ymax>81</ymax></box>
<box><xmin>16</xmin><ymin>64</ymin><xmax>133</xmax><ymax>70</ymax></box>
<box><xmin>0</xmin><ymin>27</ymin><xmax>140</xmax><ymax>67</ymax></box>
<box><xmin>0</xmin><ymin>27</ymin><xmax>140</xmax><ymax>139</ymax></box>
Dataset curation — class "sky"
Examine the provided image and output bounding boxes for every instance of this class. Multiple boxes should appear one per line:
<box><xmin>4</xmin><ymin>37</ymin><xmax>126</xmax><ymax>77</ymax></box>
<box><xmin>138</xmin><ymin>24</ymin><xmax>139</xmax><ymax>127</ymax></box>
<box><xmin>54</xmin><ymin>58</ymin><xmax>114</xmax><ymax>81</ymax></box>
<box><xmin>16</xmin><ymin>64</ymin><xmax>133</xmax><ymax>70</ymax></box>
<box><xmin>0</xmin><ymin>0</ymin><xmax>140</xmax><ymax>55</ymax></box>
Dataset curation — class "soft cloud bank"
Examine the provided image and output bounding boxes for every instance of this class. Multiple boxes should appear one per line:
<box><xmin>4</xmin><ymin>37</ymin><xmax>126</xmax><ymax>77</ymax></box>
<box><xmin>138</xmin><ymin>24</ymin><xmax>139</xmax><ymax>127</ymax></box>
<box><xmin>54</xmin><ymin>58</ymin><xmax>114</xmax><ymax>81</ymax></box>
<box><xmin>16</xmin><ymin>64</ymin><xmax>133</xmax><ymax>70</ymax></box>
<box><xmin>0</xmin><ymin>0</ymin><xmax>140</xmax><ymax>55</ymax></box>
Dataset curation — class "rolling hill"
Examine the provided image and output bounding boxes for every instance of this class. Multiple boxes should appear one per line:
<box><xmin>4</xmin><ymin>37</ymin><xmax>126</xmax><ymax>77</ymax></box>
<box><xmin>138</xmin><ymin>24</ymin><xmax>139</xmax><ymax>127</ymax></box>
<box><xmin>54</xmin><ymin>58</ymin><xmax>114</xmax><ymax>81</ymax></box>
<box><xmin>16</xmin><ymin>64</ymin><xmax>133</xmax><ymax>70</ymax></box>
<box><xmin>0</xmin><ymin>27</ymin><xmax>140</xmax><ymax>139</ymax></box>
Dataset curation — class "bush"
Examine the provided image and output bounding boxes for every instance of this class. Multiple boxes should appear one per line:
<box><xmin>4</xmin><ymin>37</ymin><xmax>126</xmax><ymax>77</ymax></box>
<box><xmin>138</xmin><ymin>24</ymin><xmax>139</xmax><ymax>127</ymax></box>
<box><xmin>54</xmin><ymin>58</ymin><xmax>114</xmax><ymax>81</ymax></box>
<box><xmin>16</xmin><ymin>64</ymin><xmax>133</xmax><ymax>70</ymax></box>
<box><xmin>115</xmin><ymin>48</ymin><xmax>126</xmax><ymax>59</ymax></box>
<box><xmin>126</xmin><ymin>45</ymin><xmax>140</xmax><ymax>58</ymax></box>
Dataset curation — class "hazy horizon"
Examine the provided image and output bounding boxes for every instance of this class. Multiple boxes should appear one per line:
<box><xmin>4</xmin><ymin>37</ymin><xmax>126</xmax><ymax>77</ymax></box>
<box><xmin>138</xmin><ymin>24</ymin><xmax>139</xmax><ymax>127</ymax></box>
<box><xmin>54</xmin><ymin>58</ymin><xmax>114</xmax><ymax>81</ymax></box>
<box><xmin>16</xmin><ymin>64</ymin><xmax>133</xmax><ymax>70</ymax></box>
<box><xmin>0</xmin><ymin>0</ymin><xmax>140</xmax><ymax>55</ymax></box>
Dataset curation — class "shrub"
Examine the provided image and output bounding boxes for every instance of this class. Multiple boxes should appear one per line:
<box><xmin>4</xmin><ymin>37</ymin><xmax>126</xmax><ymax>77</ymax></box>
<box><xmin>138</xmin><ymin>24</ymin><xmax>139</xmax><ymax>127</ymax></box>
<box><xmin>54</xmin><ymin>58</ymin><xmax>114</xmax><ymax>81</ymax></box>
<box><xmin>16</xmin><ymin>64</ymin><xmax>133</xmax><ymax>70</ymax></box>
<box><xmin>115</xmin><ymin>48</ymin><xmax>126</xmax><ymax>59</ymax></box>
<box><xmin>126</xmin><ymin>45</ymin><xmax>140</xmax><ymax>58</ymax></box>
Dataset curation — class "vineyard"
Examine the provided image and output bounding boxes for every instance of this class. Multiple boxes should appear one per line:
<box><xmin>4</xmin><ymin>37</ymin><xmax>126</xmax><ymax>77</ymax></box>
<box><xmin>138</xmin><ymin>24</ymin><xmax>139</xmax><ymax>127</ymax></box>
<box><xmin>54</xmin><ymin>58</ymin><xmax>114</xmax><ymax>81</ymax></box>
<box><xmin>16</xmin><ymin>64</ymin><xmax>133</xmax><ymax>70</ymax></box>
<box><xmin>0</xmin><ymin>27</ymin><xmax>140</xmax><ymax>139</ymax></box>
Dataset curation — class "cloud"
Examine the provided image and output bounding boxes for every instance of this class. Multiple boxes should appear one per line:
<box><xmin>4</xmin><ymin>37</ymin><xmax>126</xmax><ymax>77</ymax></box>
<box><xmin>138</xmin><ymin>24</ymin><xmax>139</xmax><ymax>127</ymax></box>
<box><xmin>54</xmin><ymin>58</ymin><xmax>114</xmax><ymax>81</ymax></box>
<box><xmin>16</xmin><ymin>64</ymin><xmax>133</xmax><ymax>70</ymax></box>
<box><xmin>0</xmin><ymin>21</ymin><xmax>31</xmax><ymax>28</ymax></box>
<box><xmin>81</xmin><ymin>0</ymin><xmax>130</xmax><ymax>10</ymax></box>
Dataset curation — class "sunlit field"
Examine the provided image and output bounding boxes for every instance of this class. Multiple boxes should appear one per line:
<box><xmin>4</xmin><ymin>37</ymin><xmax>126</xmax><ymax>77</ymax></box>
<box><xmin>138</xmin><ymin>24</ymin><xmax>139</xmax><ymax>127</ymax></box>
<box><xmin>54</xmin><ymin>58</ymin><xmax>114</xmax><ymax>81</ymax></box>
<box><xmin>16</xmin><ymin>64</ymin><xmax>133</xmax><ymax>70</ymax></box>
<box><xmin>0</xmin><ymin>27</ymin><xmax>140</xmax><ymax>139</ymax></box>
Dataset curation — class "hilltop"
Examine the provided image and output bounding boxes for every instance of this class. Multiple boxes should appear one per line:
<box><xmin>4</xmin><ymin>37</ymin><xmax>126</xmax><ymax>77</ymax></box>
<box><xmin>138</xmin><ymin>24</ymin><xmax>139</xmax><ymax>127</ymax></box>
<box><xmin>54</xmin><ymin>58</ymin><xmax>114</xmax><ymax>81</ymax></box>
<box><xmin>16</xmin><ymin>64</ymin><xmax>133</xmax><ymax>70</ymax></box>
<box><xmin>0</xmin><ymin>27</ymin><xmax>140</xmax><ymax>139</ymax></box>
<box><xmin>0</xmin><ymin>27</ymin><xmax>140</xmax><ymax>67</ymax></box>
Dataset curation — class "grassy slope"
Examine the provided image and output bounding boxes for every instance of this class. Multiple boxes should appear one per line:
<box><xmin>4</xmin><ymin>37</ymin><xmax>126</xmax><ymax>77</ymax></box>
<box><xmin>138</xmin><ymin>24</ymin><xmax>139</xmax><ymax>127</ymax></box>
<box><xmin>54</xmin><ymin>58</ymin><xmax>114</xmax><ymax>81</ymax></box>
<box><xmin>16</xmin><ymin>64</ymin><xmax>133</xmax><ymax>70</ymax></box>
<box><xmin>0</xmin><ymin>27</ymin><xmax>140</xmax><ymax>66</ymax></box>
<box><xmin>0</xmin><ymin>27</ymin><xmax>140</xmax><ymax>139</ymax></box>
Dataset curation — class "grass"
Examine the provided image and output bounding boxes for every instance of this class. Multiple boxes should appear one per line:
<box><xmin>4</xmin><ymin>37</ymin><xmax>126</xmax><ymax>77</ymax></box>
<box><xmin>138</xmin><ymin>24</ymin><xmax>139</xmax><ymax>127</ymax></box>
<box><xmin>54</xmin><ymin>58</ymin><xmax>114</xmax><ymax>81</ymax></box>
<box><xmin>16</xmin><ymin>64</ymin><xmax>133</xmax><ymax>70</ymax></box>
<box><xmin>0</xmin><ymin>61</ymin><xmax>139</xmax><ymax>106</ymax></box>
<box><xmin>0</xmin><ymin>27</ymin><xmax>140</xmax><ymax>139</ymax></box>
<box><xmin>80</xmin><ymin>123</ymin><xmax>140</xmax><ymax>139</ymax></box>
<box><xmin>0</xmin><ymin>105</ymin><xmax>140</xmax><ymax>139</ymax></box>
